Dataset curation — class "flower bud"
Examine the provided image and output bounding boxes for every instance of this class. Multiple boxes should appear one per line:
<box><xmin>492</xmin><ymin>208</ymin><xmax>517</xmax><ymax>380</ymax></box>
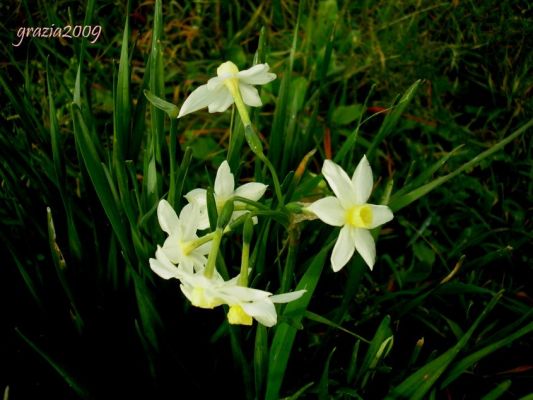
<box><xmin>217</xmin><ymin>199</ymin><xmax>235</xmax><ymax>229</ymax></box>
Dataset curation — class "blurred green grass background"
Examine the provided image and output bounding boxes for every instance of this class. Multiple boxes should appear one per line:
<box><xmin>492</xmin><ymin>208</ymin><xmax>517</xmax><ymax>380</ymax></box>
<box><xmin>1</xmin><ymin>0</ymin><xmax>532</xmax><ymax>399</ymax></box>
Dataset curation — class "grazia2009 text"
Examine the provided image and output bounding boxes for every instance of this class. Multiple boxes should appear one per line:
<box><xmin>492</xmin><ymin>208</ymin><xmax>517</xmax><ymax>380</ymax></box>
<box><xmin>13</xmin><ymin>25</ymin><xmax>102</xmax><ymax>47</ymax></box>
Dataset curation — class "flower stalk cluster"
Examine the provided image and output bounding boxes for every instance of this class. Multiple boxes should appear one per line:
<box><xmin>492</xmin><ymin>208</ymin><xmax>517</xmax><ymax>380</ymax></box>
<box><xmin>150</xmin><ymin>161</ymin><xmax>305</xmax><ymax>327</ymax></box>
<box><xmin>149</xmin><ymin>60</ymin><xmax>394</xmax><ymax>327</ymax></box>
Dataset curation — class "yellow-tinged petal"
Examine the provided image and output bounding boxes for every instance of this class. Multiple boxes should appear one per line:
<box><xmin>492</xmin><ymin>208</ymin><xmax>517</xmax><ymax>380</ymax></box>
<box><xmin>217</xmin><ymin>61</ymin><xmax>239</xmax><ymax>76</ymax></box>
<box><xmin>227</xmin><ymin>305</ymin><xmax>253</xmax><ymax>325</ymax></box>
<box><xmin>345</xmin><ymin>204</ymin><xmax>373</xmax><ymax>228</ymax></box>
<box><xmin>189</xmin><ymin>287</ymin><xmax>222</xmax><ymax>309</ymax></box>
<box><xmin>368</xmin><ymin>205</ymin><xmax>394</xmax><ymax>229</ymax></box>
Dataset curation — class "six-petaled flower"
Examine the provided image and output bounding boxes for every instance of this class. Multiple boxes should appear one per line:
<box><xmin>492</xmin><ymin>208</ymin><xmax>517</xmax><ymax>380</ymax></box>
<box><xmin>307</xmin><ymin>156</ymin><xmax>394</xmax><ymax>271</ymax></box>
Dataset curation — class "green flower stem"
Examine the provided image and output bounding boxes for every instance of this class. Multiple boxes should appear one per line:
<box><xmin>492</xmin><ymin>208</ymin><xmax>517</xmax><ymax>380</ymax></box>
<box><xmin>238</xmin><ymin>217</ymin><xmax>254</xmax><ymax>287</ymax></box>
<box><xmin>225</xmin><ymin>79</ymin><xmax>252</xmax><ymax>126</ymax></box>
<box><xmin>238</xmin><ymin>241</ymin><xmax>250</xmax><ymax>287</ymax></box>
<box><xmin>226</xmin><ymin>80</ymin><xmax>284</xmax><ymax>207</ymax></box>
<box><xmin>184</xmin><ymin>231</ymin><xmax>216</xmax><ymax>255</ymax></box>
<box><xmin>168</xmin><ymin>118</ymin><xmax>178</xmax><ymax>207</ymax></box>
<box><xmin>243</xmin><ymin>126</ymin><xmax>284</xmax><ymax>207</ymax></box>
<box><xmin>280</xmin><ymin>228</ymin><xmax>298</xmax><ymax>293</ymax></box>
<box><xmin>263</xmin><ymin>156</ymin><xmax>284</xmax><ymax>207</ymax></box>
<box><xmin>231</xmin><ymin>196</ymin><xmax>270</xmax><ymax>210</ymax></box>
<box><xmin>204</xmin><ymin>228</ymin><xmax>223</xmax><ymax>279</ymax></box>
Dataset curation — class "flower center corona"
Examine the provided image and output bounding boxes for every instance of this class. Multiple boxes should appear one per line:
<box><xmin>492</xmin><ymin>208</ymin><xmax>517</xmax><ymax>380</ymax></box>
<box><xmin>227</xmin><ymin>305</ymin><xmax>253</xmax><ymax>325</ymax></box>
<box><xmin>345</xmin><ymin>205</ymin><xmax>373</xmax><ymax>228</ymax></box>
<box><xmin>217</xmin><ymin>61</ymin><xmax>241</xmax><ymax>100</ymax></box>
<box><xmin>217</xmin><ymin>61</ymin><xmax>239</xmax><ymax>76</ymax></box>
<box><xmin>191</xmin><ymin>287</ymin><xmax>220</xmax><ymax>309</ymax></box>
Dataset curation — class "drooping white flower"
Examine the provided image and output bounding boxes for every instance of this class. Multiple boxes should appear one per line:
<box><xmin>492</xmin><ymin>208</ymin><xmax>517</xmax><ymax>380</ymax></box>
<box><xmin>155</xmin><ymin>199</ymin><xmax>211</xmax><ymax>273</ymax></box>
<box><xmin>150</xmin><ymin>246</ymin><xmax>305</xmax><ymax>322</ymax></box>
<box><xmin>307</xmin><ymin>156</ymin><xmax>394</xmax><ymax>272</ymax></box>
<box><xmin>150</xmin><ymin>246</ymin><xmax>229</xmax><ymax>309</ymax></box>
<box><xmin>217</xmin><ymin>285</ymin><xmax>306</xmax><ymax>327</ymax></box>
<box><xmin>177</xmin><ymin>61</ymin><xmax>276</xmax><ymax>119</ymax></box>
<box><xmin>185</xmin><ymin>160</ymin><xmax>267</xmax><ymax>230</ymax></box>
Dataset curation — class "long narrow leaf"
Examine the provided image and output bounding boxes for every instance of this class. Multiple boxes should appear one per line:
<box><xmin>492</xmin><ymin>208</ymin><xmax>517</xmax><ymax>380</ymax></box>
<box><xmin>266</xmin><ymin>237</ymin><xmax>333</xmax><ymax>400</ymax></box>
<box><xmin>386</xmin><ymin>290</ymin><xmax>504</xmax><ymax>400</ymax></box>
<box><xmin>16</xmin><ymin>328</ymin><xmax>89</xmax><ymax>398</ymax></box>
<box><xmin>389</xmin><ymin>118</ymin><xmax>533</xmax><ymax>212</ymax></box>
<box><xmin>441</xmin><ymin>321</ymin><xmax>533</xmax><ymax>388</ymax></box>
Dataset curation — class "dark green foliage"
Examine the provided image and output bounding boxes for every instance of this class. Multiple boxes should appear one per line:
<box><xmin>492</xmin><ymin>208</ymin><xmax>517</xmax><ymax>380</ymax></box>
<box><xmin>1</xmin><ymin>1</ymin><xmax>531</xmax><ymax>399</ymax></box>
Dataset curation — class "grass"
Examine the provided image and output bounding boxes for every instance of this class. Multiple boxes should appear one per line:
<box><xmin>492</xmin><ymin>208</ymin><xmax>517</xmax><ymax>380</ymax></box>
<box><xmin>1</xmin><ymin>0</ymin><xmax>532</xmax><ymax>399</ymax></box>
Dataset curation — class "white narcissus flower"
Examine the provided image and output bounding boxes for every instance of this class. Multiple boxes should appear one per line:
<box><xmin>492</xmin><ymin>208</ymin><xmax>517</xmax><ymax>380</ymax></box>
<box><xmin>155</xmin><ymin>199</ymin><xmax>211</xmax><ymax>273</ymax></box>
<box><xmin>150</xmin><ymin>246</ymin><xmax>305</xmax><ymax>323</ymax></box>
<box><xmin>218</xmin><ymin>286</ymin><xmax>307</xmax><ymax>327</ymax></box>
<box><xmin>150</xmin><ymin>246</ymin><xmax>228</xmax><ymax>309</ymax></box>
<box><xmin>177</xmin><ymin>61</ymin><xmax>276</xmax><ymax>119</ymax></box>
<box><xmin>185</xmin><ymin>160</ymin><xmax>267</xmax><ymax>230</ymax></box>
<box><xmin>307</xmin><ymin>156</ymin><xmax>394</xmax><ymax>272</ymax></box>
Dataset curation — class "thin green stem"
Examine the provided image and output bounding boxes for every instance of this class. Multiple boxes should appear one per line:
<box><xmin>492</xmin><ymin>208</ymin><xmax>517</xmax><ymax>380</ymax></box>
<box><xmin>168</xmin><ymin>118</ymin><xmax>178</xmax><ymax>207</ymax></box>
<box><xmin>184</xmin><ymin>231</ymin><xmax>216</xmax><ymax>255</ymax></box>
<box><xmin>238</xmin><ymin>242</ymin><xmax>250</xmax><ymax>286</ymax></box>
<box><xmin>261</xmin><ymin>155</ymin><xmax>284</xmax><ymax>207</ymax></box>
<box><xmin>225</xmin><ymin>79</ymin><xmax>284</xmax><ymax>207</ymax></box>
<box><xmin>204</xmin><ymin>228</ymin><xmax>223</xmax><ymax>279</ymax></box>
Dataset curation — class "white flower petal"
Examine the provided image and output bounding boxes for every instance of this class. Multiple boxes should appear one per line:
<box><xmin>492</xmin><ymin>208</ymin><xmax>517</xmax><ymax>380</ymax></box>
<box><xmin>352</xmin><ymin>155</ymin><xmax>373</xmax><ymax>203</ymax></box>
<box><xmin>234</xmin><ymin>182</ymin><xmax>268</xmax><ymax>201</ymax></box>
<box><xmin>177</xmin><ymin>258</ymin><xmax>195</xmax><ymax>275</ymax></box>
<box><xmin>220</xmin><ymin>285</ymin><xmax>271</xmax><ymax>302</ymax></box>
<box><xmin>197</xmin><ymin>212</ymin><xmax>210</xmax><ymax>230</ymax></box>
<box><xmin>353</xmin><ymin>228</ymin><xmax>376</xmax><ymax>269</ymax></box>
<box><xmin>206</xmin><ymin>76</ymin><xmax>224</xmax><ymax>91</ymax></box>
<box><xmin>307</xmin><ymin>196</ymin><xmax>345</xmax><ymax>227</ymax></box>
<box><xmin>242</xmin><ymin>300</ymin><xmax>277</xmax><ymax>327</ymax></box>
<box><xmin>270</xmin><ymin>290</ymin><xmax>306</xmax><ymax>303</ymax></box>
<box><xmin>322</xmin><ymin>160</ymin><xmax>357</xmax><ymax>208</ymax></box>
<box><xmin>207</xmin><ymin>86</ymin><xmax>234</xmax><ymax>113</ymax></box>
<box><xmin>230</xmin><ymin>210</ymin><xmax>251</xmax><ymax>223</ymax></box>
<box><xmin>226</xmin><ymin>274</ymin><xmax>241</xmax><ymax>286</ymax></box>
<box><xmin>188</xmin><ymin>253</ymin><xmax>208</xmax><ymax>272</ymax></box>
<box><xmin>179</xmin><ymin>203</ymin><xmax>200</xmax><ymax>239</ymax></box>
<box><xmin>161</xmin><ymin>235</ymin><xmax>183</xmax><ymax>264</ymax></box>
<box><xmin>149</xmin><ymin>258</ymin><xmax>178</xmax><ymax>280</ymax></box>
<box><xmin>331</xmin><ymin>225</ymin><xmax>356</xmax><ymax>272</ymax></box>
<box><xmin>195</xmin><ymin>241</ymin><xmax>212</xmax><ymax>256</ymax></box>
<box><xmin>239</xmin><ymin>83</ymin><xmax>262</xmax><ymax>107</ymax></box>
<box><xmin>215</xmin><ymin>161</ymin><xmax>235</xmax><ymax>199</ymax></box>
<box><xmin>178</xmin><ymin>84</ymin><xmax>213</xmax><ymax>118</ymax></box>
<box><xmin>150</xmin><ymin>246</ymin><xmax>181</xmax><ymax>279</ymax></box>
<box><xmin>217</xmin><ymin>61</ymin><xmax>239</xmax><ymax>76</ymax></box>
<box><xmin>368</xmin><ymin>205</ymin><xmax>394</xmax><ymax>229</ymax></box>
<box><xmin>185</xmin><ymin>188</ymin><xmax>207</xmax><ymax>206</ymax></box>
<box><xmin>157</xmin><ymin>199</ymin><xmax>180</xmax><ymax>235</ymax></box>
<box><xmin>237</xmin><ymin>64</ymin><xmax>276</xmax><ymax>85</ymax></box>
